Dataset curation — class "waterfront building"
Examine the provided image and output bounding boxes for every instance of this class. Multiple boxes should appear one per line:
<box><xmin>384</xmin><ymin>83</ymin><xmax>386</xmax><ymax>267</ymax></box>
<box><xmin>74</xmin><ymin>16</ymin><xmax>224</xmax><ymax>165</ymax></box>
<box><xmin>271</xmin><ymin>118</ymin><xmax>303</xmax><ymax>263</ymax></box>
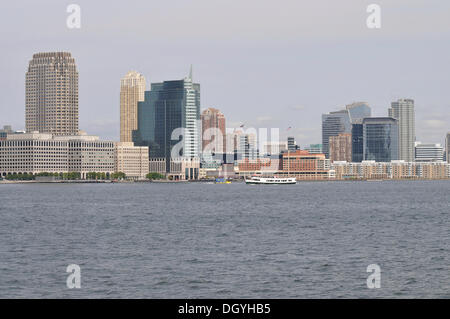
<box><xmin>388</xmin><ymin>99</ymin><xmax>415</xmax><ymax>162</ymax></box>
<box><xmin>201</xmin><ymin>107</ymin><xmax>226</xmax><ymax>154</ymax></box>
<box><xmin>414</xmin><ymin>142</ymin><xmax>444</xmax><ymax>162</ymax></box>
<box><xmin>237</xmin><ymin>157</ymin><xmax>282</xmax><ymax>178</ymax></box>
<box><xmin>0</xmin><ymin>132</ymin><xmax>150</xmax><ymax>179</ymax></box>
<box><xmin>148</xmin><ymin>157</ymin><xmax>200</xmax><ymax>180</ymax></box>
<box><xmin>331</xmin><ymin>160</ymin><xmax>449</xmax><ymax>180</ymax></box>
<box><xmin>133</xmin><ymin>69</ymin><xmax>201</xmax><ymax>173</ymax></box>
<box><xmin>26</xmin><ymin>52</ymin><xmax>79</xmax><ymax>135</ymax></box>
<box><xmin>329</xmin><ymin>133</ymin><xmax>352</xmax><ymax>162</ymax></box>
<box><xmin>115</xmin><ymin>142</ymin><xmax>149</xmax><ymax>180</ymax></box>
<box><xmin>120</xmin><ymin>71</ymin><xmax>146</xmax><ymax>142</ymax></box>
<box><xmin>363</xmin><ymin>117</ymin><xmax>399</xmax><ymax>162</ymax></box>
<box><xmin>280</xmin><ymin>150</ymin><xmax>331</xmax><ymax>180</ymax></box>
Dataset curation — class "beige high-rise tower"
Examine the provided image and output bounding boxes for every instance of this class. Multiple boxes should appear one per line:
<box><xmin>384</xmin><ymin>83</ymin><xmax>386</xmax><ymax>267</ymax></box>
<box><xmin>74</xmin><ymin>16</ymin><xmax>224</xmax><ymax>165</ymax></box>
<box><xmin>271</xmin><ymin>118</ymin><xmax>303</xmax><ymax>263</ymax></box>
<box><xmin>120</xmin><ymin>71</ymin><xmax>146</xmax><ymax>142</ymax></box>
<box><xmin>26</xmin><ymin>52</ymin><xmax>79</xmax><ymax>135</ymax></box>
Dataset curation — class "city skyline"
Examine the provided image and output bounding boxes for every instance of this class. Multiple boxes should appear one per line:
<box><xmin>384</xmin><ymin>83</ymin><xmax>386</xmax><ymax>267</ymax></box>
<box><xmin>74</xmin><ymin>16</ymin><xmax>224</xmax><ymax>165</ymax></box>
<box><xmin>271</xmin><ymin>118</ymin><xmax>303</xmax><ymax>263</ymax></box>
<box><xmin>0</xmin><ymin>1</ymin><xmax>449</xmax><ymax>147</ymax></box>
<box><xmin>2</xmin><ymin>50</ymin><xmax>449</xmax><ymax>165</ymax></box>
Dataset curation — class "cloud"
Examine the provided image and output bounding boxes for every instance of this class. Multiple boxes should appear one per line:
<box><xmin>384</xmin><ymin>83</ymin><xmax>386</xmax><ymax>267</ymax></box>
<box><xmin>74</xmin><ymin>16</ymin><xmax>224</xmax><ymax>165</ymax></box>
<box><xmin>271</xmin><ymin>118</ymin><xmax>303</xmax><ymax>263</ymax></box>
<box><xmin>256</xmin><ymin>116</ymin><xmax>273</xmax><ymax>124</ymax></box>
<box><xmin>290</xmin><ymin>105</ymin><xmax>306</xmax><ymax>111</ymax></box>
<box><xmin>423</xmin><ymin>119</ymin><xmax>446</xmax><ymax>129</ymax></box>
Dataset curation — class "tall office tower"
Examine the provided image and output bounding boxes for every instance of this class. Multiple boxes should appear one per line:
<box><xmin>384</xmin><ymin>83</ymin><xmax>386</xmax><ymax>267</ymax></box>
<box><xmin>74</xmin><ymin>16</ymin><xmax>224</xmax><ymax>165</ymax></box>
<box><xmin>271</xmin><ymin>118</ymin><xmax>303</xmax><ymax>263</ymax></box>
<box><xmin>26</xmin><ymin>52</ymin><xmax>79</xmax><ymax>135</ymax></box>
<box><xmin>120</xmin><ymin>71</ymin><xmax>146</xmax><ymax>142</ymax></box>
<box><xmin>351</xmin><ymin>123</ymin><xmax>364</xmax><ymax>162</ymax></box>
<box><xmin>414</xmin><ymin>142</ymin><xmax>444</xmax><ymax>162</ymax></box>
<box><xmin>322</xmin><ymin>110</ymin><xmax>351</xmax><ymax>158</ymax></box>
<box><xmin>363</xmin><ymin>117</ymin><xmax>399</xmax><ymax>162</ymax></box>
<box><xmin>447</xmin><ymin>133</ymin><xmax>450</xmax><ymax>163</ymax></box>
<box><xmin>329</xmin><ymin>133</ymin><xmax>352</xmax><ymax>162</ymax></box>
<box><xmin>133</xmin><ymin>69</ymin><xmax>200</xmax><ymax>172</ymax></box>
<box><xmin>201</xmin><ymin>107</ymin><xmax>226</xmax><ymax>153</ymax></box>
<box><xmin>346</xmin><ymin>102</ymin><xmax>371</xmax><ymax>123</ymax></box>
<box><xmin>287</xmin><ymin>137</ymin><xmax>299</xmax><ymax>151</ymax></box>
<box><xmin>388</xmin><ymin>99</ymin><xmax>415</xmax><ymax>162</ymax></box>
<box><xmin>238</xmin><ymin>133</ymin><xmax>258</xmax><ymax>160</ymax></box>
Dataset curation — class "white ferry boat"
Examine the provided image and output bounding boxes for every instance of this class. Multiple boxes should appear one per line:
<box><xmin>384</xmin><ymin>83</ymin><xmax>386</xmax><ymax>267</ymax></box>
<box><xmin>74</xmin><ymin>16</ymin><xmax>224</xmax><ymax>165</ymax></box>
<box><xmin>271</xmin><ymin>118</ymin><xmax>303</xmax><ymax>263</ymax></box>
<box><xmin>245</xmin><ymin>176</ymin><xmax>297</xmax><ymax>185</ymax></box>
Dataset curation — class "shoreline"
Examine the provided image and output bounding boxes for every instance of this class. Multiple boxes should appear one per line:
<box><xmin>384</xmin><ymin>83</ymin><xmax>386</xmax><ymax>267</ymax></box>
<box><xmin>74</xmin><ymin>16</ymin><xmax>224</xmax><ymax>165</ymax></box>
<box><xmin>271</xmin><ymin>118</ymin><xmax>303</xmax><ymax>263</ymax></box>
<box><xmin>1</xmin><ymin>178</ymin><xmax>449</xmax><ymax>184</ymax></box>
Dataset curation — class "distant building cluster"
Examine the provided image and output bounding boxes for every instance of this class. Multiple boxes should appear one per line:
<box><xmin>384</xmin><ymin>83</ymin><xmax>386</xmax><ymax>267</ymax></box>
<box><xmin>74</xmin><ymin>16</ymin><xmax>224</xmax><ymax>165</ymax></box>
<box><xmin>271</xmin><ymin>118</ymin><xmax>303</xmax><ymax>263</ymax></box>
<box><xmin>0</xmin><ymin>51</ymin><xmax>449</xmax><ymax>181</ymax></box>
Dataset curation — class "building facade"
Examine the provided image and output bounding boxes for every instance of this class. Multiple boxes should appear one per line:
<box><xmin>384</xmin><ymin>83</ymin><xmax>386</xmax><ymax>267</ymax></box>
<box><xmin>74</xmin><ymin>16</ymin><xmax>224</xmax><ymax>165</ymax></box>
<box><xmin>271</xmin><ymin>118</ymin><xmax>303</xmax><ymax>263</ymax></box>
<box><xmin>280</xmin><ymin>150</ymin><xmax>331</xmax><ymax>180</ymax></box>
<box><xmin>0</xmin><ymin>133</ymin><xmax>150</xmax><ymax>179</ymax></box>
<box><xmin>287</xmin><ymin>137</ymin><xmax>298</xmax><ymax>151</ymax></box>
<box><xmin>388</xmin><ymin>99</ymin><xmax>415</xmax><ymax>162</ymax></box>
<box><xmin>346</xmin><ymin>102</ymin><xmax>371</xmax><ymax>123</ymax></box>
<box><xmin>304</xmin><ymin>144</ymin><xmax>323</xmax><ymax>154</ymax></box>
<box><xmin>0</xmin><ymin>125</ymin><xmax>14</xmax><ymax>140</ymax></box>
<box><xmin>26</xmin><ymin>52</ymin><xmax>79</xmax><ymax>135</ymax></box>
<box><xmin>446</xmin><ymin>133</ymin><xmax>450</xmax><ymax>163</ymax></box>
<box><xmin>120</xmin><ymin>71</ymin><xmax>146</xmax><ymax>142</ymax></box>
<box><xmin>351</xmin><ymin>123</ymin><xmax>364</xmax><ymax>162</ymax></box>
<box><xmin>414</xmin><ymin>142</ymin><xmax>444</xmax><ymax>162</ymax></box>
<box><xmin>363</xmin><ymin>117</ymin><xmax>399</xmax><ymax>162</ymax></box>
<box><xmin>201</xmin><ymin>107</ymin><xmax>226</xmax><ymax>154</ymax></box>
<box><xmin>133</xmin><ymin>70</ymin><xmax>201</xmax><ymax>173</ymax></box>
<box><xmin>322</xmin><ymin>102</ymin><xmax>371</xmax><ymax>159</ymax></box>
<box><xmin>329</xmin><ymin>133</ymin><xmax>352</xmax><ymax>162</ymax></box>
<box><xmin>115</xmin><ymin>142</ymin><xmax>149</xmax><ymax>179</ymax></box>
<box><xmin>332</xmin><ymin>160</ymin><xmax>449</xmax><ymax>180</ymax></box>
<box><xmin>322</xmin><ymin>110</ymin><xmax>351</xmax><ymax>159</ymax></box>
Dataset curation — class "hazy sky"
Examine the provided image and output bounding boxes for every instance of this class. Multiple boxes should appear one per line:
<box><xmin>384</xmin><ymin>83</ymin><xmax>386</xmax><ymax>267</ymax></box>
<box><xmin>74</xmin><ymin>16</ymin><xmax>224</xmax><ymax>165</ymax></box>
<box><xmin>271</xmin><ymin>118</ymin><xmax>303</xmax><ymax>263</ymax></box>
<box><xmin>1</xmin><ymin>0</ymin><xmax>449</xmax><ymax>146</ymax></box>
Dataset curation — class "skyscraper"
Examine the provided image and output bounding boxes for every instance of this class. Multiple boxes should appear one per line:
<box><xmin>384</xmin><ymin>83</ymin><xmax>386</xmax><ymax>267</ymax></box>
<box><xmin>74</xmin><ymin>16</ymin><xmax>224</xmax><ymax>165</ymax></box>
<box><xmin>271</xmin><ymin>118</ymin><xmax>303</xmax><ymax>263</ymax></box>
<box><xmin>26</xmin><ymin>52</ymin><xmax>79</xmax><ymax>135</ymax></box>
<box><xmin>120</xmin><ymin>71</ymin><xmax>146</xmax><ymax>142</ymax></box>
<box><xmin>201</xmin><ymin>107</ymin><xmax>226</xmax><ymax>153</ymax></box>
<box><xmin>346</xmin><ymin>102</ymin><xmax>371</xmax><ymax>123</ymax></box>
<box><xmin>322</xmin><ymin>102</ymin><xmax>371</xmax><ymax>159</ymax></box>
<box><xmin>329</xmin><ymin>133</ymin><xmax>352</xmax><ymax>162</ymax></box>
<box><xmin>363</xmin><ymin>117</ymin><xmax>399</xmax><ymax>162</ymax></box>
<box><xmin>287</xmin><ymin>137</ymin><xmax>298</xmax><ymax>151</ymax></box>
<box><xmin>322</xmin><ymin>110</ymin><xmax>351</xmax><ymax>158</ymax></box>
<box><xmin>133</xmin><ymin>69</ymin><xmax>200</xmax><ymax>172</ymax></box>
<box><xmin>388</xmin><ymin>99</ymin><xmax>415</xmax><ymax>162</ymax></box>
<box><xmin>351</xmin><ymin>123</ymin><xmax>364</xmax><ymax>162</ymax></box>
<box><xmin>446</xmin><ymin>133</ymin><xmax>450</xmax><ymax>163</ymax></box>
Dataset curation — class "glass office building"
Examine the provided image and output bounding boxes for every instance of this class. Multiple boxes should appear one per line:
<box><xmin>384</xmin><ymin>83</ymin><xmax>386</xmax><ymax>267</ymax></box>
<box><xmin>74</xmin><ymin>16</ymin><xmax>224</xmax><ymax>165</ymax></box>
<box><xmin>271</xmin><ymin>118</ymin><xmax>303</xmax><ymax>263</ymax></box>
<box><xmin>351</xmin><ymin>123</ymin><xmax>364</xmax><ymax>162</ymax></box>
<box><xmin>322</xmin><ymin>102</ymin><xmax>371</xmax><ymax>159</ymax></box>
<box><xmin>346</xmin><ymin>102</ymin><xmax>371</xmax><ymax>123</ymax></box>
<box><xmin>363</xmin><ymin>117</ymin><xmax>399</xmax><ymax>162</ymax></box>
<box><xmin>133</xmin><ymin>74</ymin><xmax>200</xmax><ymax>172</ymax></box>
<box><xmin>322</xmin><ymin>110</ymin><xmax>352</xmax><ymax>158</ymax></box>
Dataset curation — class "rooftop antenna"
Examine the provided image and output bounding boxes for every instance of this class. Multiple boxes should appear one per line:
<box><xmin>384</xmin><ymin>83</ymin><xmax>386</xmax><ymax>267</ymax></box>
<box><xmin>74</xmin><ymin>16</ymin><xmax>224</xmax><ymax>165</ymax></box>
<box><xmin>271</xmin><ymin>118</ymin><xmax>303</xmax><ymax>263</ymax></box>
<box><xmin>188</xmin><ymin>64</ymin><xmax>193</xmax><ymax>80</ymax></box>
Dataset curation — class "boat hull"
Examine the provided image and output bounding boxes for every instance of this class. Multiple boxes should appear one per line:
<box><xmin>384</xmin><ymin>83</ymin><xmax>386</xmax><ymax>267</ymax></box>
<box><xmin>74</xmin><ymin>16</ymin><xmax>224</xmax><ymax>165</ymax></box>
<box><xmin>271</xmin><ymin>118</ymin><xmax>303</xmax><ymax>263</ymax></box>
<box><xmin>245</xmin><ymin>177</ymin><xmax>297</xmax><ymax>185</ymax></box>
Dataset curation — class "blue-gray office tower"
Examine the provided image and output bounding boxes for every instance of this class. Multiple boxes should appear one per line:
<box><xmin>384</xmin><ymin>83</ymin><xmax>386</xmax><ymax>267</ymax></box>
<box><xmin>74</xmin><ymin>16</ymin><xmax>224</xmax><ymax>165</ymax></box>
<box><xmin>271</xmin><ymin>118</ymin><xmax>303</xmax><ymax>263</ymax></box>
<box><xmin>363</xmin><ymin>117</ymin><xmax>399</xmax><ymax>162</ymax></box>
<box><xmin>322</xmin><ymin>102</ymin><xmax>371</xmax><ymax>158</ymax></box>
<box><xmin>133</xmin><ymin>69</ymin><xmax>200</xmax><ymax>172</ymax></box>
